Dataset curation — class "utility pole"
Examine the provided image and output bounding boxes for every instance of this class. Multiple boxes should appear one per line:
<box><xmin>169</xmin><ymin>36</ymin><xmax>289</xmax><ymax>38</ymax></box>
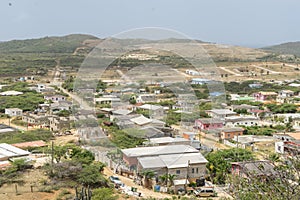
<box><xmin>185</xmin><ymin>160</ymin><xmax>190</xmax><ymax>191</ymax></box>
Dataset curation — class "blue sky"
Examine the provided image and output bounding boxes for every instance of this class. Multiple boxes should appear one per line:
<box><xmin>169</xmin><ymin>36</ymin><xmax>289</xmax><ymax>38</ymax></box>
<box><xmin>1</xmin><ymin>0</ymin><xmax>299</xmax><ymax>47</ymax></box>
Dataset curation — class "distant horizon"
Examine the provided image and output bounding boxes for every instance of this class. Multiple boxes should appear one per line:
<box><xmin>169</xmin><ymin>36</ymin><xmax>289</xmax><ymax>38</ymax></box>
<box><xmin>1</xmin><ymin>0</ymin><xmax>299</xmax><ymax>49</ymax></box>
<box><xmin>0</xmin><ymin>32</ymin><xmax>299</xmax><ymax>49</ymax></box>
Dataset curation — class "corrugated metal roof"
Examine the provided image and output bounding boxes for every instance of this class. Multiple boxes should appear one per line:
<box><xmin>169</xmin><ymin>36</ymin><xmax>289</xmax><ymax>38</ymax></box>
<box><xmin>138</xmin><ymin>152</ymin><xmax>207</xmax><ymax>169</ymax></box>
<box><xmin>122</xmin><ymin>145</ymin><xmax>198</xmax><ymax>157</ymax></box>
<box><xmin>0</xmin><ymin>143</ymin><xmax>30</xmax><ymax>159</ymax></box>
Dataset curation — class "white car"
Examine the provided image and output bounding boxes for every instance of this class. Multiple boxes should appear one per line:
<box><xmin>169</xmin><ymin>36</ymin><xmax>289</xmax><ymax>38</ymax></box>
<box><xmin>109</xmin><ymin>176</ymin><xmax>122</xmax><ymax>185</ymax></box>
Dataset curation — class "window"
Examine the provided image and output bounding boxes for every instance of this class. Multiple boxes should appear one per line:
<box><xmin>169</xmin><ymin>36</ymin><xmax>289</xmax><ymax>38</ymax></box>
<box><xmin>192</xmin><ymin>168</ymin><xmax>195</xmax><ymax>173</ymax></box>
<box><xmin>176</xmin><ymin>170</ymin><xmax>180</xmax><ymax>174</ymax></box>
<box><xmin>196</xmin><ymin>168</ymin><xmax>199</xmax><ymax>173</ymax></box>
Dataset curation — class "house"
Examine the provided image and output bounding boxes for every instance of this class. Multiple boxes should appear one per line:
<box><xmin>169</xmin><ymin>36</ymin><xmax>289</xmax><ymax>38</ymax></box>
<box><xmin>5</xmin><ymin>108</ymin><xmax>23</xmax><ymax>117</ymax></box>
<box><xmin>49</xmin><ymin>116</ymin><xmax>70</xmax><ymax>132</ymax></box>
<box><xmin>44</xmin><ymin>94</ymin><xmax>66</xmax><ymax>102</ymax></box>
<box><xmin>206</xmin><ymin>109</ymin><xmax>237</xmax><ymax>118</ymax></box>
<box><xmin>185</xmin><ymin>69</ymin><xmax>200</xmax><ymax>76</ymax></box>
<box><xmin>231</xmin><ymin>160</ymin><xmax>276</xmax><ymax>178</ymax></box>
<box><xmin>278</xmin><ymin>90</ymin><xmax>294</xmax><ymax>98</ymax></box>
<box><xmin>143</xmin><ymin>137</ymin><xmax>191</xmax><ymax>146</ymax></box>
<box><xmin>137</xmin><ymin>152</ymin><xmax>208</xmax><ymax>184</ymax></box>
<box><xmin>121</xmin><ymin>145</ymin><xmax>199</xmax><ymax>169</ymax></box>
<box><xmin>112</xmin><ymin>109</ymin><xmax>132</xmax><ymax>116</ymax></box>
<box><xmin>22</xmin><ymin>113</ymin><xmax>49</xmax><ymax>129</ymax></box>
<box><xmin>225</xmin><ymin>116</ymin><xmax>259</xmax><ymax>127</ymax></box>
<box><xmin>37</xmin><ymin>84</ymin><xmax>46</xmax><ymax>93</ymax></box>
<box><xmin>12</xmin><ymin>140</ymin><xmax>47</xmax><ymax>149</ymax></box>
<box><xmin>94</xmin><ymin>95</ymin><xmax>121</xmax><ymax>105</ymax></box>
<box><xmin>139</xmin><ymin>126</ymin><xmax>165</xmax><ymax>138</ymax></box>
<box><xmin>50</xmin><ymin>101</ymin><xmax>72</xmax><ymax>113</ymax></box>
<box><xmin>191</xmin><ymin>78</ymin><xmax>212</xmax><ymax>85</ymax></box>
<box><xmin>220</xmin><ymin>127</ymin><xmax>244</xmax><ymax>140</ymax></box>
<box><xmin>275</xmin><ymin>140</ymin><xmax>300</xmax><ymax>155</ymax></box>
<box><xmin>136</xmin><ymin>94</ymin><xmax>156</xmax><ymax>103</ymax></box>
<box><xmin>253</xmin><ymin>91</ymin><xmax>277</xmax><ymax>101</ymax></box>
<box><xmin>227</xmin><ymin>104</ymin><xmax>259</xmax><ymax>113</ymax></box>
<box><xmin>194</xmin><ymin>118</ymin><xmax>224</xmax><ymax>131</ymax></box>
<box><xmin>0</xmin><ymin>124</ymin><xmax>18</xmax><ymax>134</ymax></box>
<box><xmin>137</xmin><ymin>104</ymin><xmax>164</xmax><ymax>119</ymax></box>
<box><xmin>0</xmin><ymin>143</ymin><xmax>30</xmax><ymax>161</ymax></box>
<box><xmin>0</xmin><ymin>90</ymin><xmax>23</xmax><ymax>96</ymax></box>
<box><xmin>248</xmin><ymin>83</ymin><xmax>263</xmax><ymax>89</ymax></box>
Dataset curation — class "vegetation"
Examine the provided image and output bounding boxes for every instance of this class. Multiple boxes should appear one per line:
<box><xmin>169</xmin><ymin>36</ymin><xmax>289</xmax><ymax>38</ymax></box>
<box><xmin>265</xmin><ymin>103</ymin><xmax>298</xmax><ymax>113</ymax></box>
<box><xmin>91</xmin><ymin>188</ymin><xmax>118</xmax><ymax>200</ymax></box>
<box><xmin>0</xmin><ymin>129</ymin><xmax>53</xmax><ymax>144</ymax></box>
<box><xmin>0</xmin><ymin>82</ymin><xmax>45</xmax><ymax>112</ymax></box>
<box><xmin>230</xmin><ymin>154</ymin><xmax>300</xmax><ymax>200</ymax></box>
<box><xmin>44</xmin><ymin>144</ymin><xmax>108</xmax><ymax>189</ymax></box>
<box><xmin>206</xmin><ymin>148</ymin><xmax>255</xmax><ymax>184</ymax></box>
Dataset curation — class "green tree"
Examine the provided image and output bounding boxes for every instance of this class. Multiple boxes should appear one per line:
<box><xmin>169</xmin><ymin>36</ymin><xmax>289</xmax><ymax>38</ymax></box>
<box><xmin>206</xmin><ymin>148</ymin><xmax>254</xmax><ymax>184</ymax></box>
<box><xmin>77</xmin><ymin>164</ymin><xmax>108</xmax><ymax>188</ymax></box>
<box><xmin>91</xmin><ymin>188</ymin><xmax>118</xmax><ymax>200</ymax></box>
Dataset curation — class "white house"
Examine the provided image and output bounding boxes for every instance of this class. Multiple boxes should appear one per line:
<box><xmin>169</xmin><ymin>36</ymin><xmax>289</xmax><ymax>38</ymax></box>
<box><xmin>5</xmin><ymin>108</ymin><xmax>23</xmax><ymax>117</ymax></box>
<box><xmin>225</xmin><ymin>116</ymin><xmax>259</xmax><ymax>127</ymax></box>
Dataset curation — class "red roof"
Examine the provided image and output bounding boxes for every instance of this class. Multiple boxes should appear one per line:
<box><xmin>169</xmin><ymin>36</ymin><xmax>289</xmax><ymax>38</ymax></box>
<box><xmin>12</xmin><ymin>140</ymin><xmax>47</xmax><ymax>148</ymax></box>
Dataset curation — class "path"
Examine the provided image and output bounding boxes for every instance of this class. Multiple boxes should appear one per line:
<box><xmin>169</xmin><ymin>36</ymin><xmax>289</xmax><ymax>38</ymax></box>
<box><xmin>219</xmin><ymin>67</ymin><xmax>242</xmax><ymax>76</ymax></box>
<box><xmin>251</xmin><ymin>64</ymin><xmax>280</xmax><ymax>74</ymax></box>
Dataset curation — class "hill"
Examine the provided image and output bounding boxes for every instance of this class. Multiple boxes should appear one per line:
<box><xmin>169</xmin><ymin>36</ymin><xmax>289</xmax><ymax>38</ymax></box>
<box><xmin>262</xmin><ymin>41</ymin><xmax>300</xmax><ymax>57</ymax></box>
<box><xmin>0</xmin><ymin>34</ymin><xmax>98</xmax><ymax>53</ymax></box>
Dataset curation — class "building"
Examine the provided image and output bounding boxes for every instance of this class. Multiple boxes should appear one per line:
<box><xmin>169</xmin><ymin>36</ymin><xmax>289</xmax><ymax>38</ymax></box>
<box><xmin>194</xmin><ymin>118</ymin><xmax>224</xmax><ymax>131</ymax></box>
<box><xmin>121</xmin><ymin>145</ymin><xmax>199</xmax><ymax>169</ymax></box>
<box><xmin>137</xmin><ymin>152</ymin><xmax>207</xmax><ymax>183</ymax></box>
<box><xmin>231</xmin><ymin>160</ymin><xmax>275</xmax><ymax>178</ymax></box>
<box><xmin>191</xmin><ymin>78</ymin><xmax>212</xmax><ymax>85</ymax></box>
<box><xmin>37</xmin><ymin>84</ymin><xmax>46</xmax><ymax>93</ymax></box>
<box><xmin>0</xmin><ymin>143</ymin><xmax>30</xmax><ymax>161</ymax></box>
<box><xmin>50</xmin><ymin>101</ymin><xmax>72</xmax><ymax>113</ymax></box>
<box><xmin>185</xmin><ymin>69</ymin><xmax>200</xmax><ymax>76</ymax></box>
<box><xmin>22</xmin><ymin>113</ymin><xmax>49</xmax><ymax>129</ymax></box>
<box><xmin>275</xmin><ymin>140</ymin><xmax>300</xmax><ymax>155</ymax></box>
<box><xmin>5</xmin><ymin>108</ymin><xmax>23</xmax><ymax>117</ymax></box>
<box><xmin>136</xmin><ymin>94</ymin><xmax>156</xmax><ymax>103</ymax></box>
<box><xmin>49</xmin><ymin>116</ymin><xmax>70</xmax><ymax>132</ymax></box>
<box><xmin>44</xmin><ymin>94</ymin><xmax>66</xmax><ymax>102</ymax></box>
<box><xmin>253</xmin><ymin>91</ymin><xmax>277</xmax><ymax>101</ymax></box>
<box><xmin>225</xmin><ymin>116</ymin><xmax>259</xmax><ymax>127</ymax></box>
<box><xmin>137</xmin><ymin>104</ymin><xmax>164</xmax><ymax>119</ymax></box>
<box><xmin>94</xmin><ymin>95</ymin><xmax>121</xmax><ymax>105</ymax></box>
<box><xmin>227</xmin><ymin>104</ymin><xmax>259</xmax><ymax>113</ymax></box>
<box><xmin>206</xmin><ymin>109</ymin><xmax>237</xmax><ymax>118</ymax></box>
<box><xmin>220</xmin><ymin>127</ymin><xmax>244</xmax><ymax>140</ymax></box>
<box><xmin>143</xmin><ymin>137</ymin><xmax>191</xmax><ymax>146</ymax></box>
<box><xmin>278</xmin><ymin>90</ymin><xmax>294</xmax><ymax>98</ymax></box>
<box><xmin>0</xmin><ymin>90</ymin><xmax>23</xmax><ymax>96</ymax></box>
<box><xmin>12</xmin><ymin>140</ymin><xmax>47</xmax><ymax>149</ymax></box>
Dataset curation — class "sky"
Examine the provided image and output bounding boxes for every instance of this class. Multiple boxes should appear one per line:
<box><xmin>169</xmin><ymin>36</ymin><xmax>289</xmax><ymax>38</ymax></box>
<box><xmin>0</xmin><ymin>0</ymin><xmax>299</xmax><ymax>47</ymax></box>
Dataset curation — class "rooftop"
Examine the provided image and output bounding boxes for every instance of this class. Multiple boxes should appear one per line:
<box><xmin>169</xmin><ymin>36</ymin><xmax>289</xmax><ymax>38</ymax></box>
<box><xmin>208</xmin><ymin>109</ymin><xmax>236</xmax><ymax>115</ymax></box>
<box><xmin>0</xmin><ymin>143</ymin><xmax>30</xmax><ymax>160</ymax></box>
<box><xmin>138</xmin><ymin>152</ymin><xmax>207</xmax><ymax>169</ymax></box>
<box><xmin>122</xmin><ymin>145</ymin><xmax>198</xmax><ymax>157</ymax></box>
<box><xmin>138</xmin><ymin>104</ymin><xmax>163</xmax><ymax>111</ymax></box>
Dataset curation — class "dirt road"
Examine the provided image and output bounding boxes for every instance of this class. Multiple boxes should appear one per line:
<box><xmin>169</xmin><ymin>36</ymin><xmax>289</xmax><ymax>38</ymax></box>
<box><xmin>103</xmin><ymin>167</ymin><xmax>172</xmax><ymax>199</ymax></box>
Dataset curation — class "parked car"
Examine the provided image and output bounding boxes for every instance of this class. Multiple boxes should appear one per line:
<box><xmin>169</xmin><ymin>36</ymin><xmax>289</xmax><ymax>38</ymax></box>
<box><xmin>109</xmin><ymin>175</ymin><xmax>122</xmax><ymax>185</ymax></box>
<box><xmin>194</xmin><ymin>187</ymin><xmax>216</xmax><ymax>197</ymax></box>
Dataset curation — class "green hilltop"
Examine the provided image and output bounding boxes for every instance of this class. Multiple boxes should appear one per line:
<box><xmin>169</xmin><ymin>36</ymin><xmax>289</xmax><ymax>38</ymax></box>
<box><xmin>0</xmin><ymin>34</ymin><xmax>98</xmax><ymax>53</ymax></box>
<box><xmin>262</xmin><ymin>41</ymin><xmax>300</xmax><ymax>57</ymax></box>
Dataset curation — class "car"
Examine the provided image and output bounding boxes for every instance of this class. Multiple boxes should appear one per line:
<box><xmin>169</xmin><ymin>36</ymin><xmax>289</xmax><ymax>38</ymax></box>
<box><xmin>109</xmin><ymin>175</ymin><xmax>122</xmax><ymax>185</ymax></box>
<box><xmin>194</xmin><ymin>187</ymin><xmax>216</xmax><ymax>197</ymax></box>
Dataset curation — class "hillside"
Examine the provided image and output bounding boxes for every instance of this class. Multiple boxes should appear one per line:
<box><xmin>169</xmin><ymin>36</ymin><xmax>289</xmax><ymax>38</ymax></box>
<box><xmin>0</xmin><ymin>34</ymin><xmax>98</xmax><ymax>53</ymax></box>
<box><xmin>262</xmin><ymin>41</ymin><xmax>300</xmax><ymax>57</ymax></box>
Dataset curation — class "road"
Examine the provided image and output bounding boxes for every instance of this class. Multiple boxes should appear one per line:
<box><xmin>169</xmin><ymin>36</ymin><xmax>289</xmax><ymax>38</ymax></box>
<box><xmin>251</xmin><ymin>64</ymin><xmax>280</xmax><ymax>74</ymax></box>
<box><xmin>219</xmin><ymin>67</ymin><xmax>242</xmax><ymax>76</ymax></box>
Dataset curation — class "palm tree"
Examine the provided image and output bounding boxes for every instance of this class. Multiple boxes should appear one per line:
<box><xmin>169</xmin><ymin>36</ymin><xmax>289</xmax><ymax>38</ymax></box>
<box><xmin>142</xmin><ymin>170</ymin><xmax>155</xmax><ymax>188</ymax></box>
<box><xmin>167</xmin><ymin>174</ymin><xmax>177</xmax><ymax>187</ymax></box>
<box><xmin>159</xmin><ymin>174</ymin><xmax>168</xmax><ymax>186</ymax></box>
